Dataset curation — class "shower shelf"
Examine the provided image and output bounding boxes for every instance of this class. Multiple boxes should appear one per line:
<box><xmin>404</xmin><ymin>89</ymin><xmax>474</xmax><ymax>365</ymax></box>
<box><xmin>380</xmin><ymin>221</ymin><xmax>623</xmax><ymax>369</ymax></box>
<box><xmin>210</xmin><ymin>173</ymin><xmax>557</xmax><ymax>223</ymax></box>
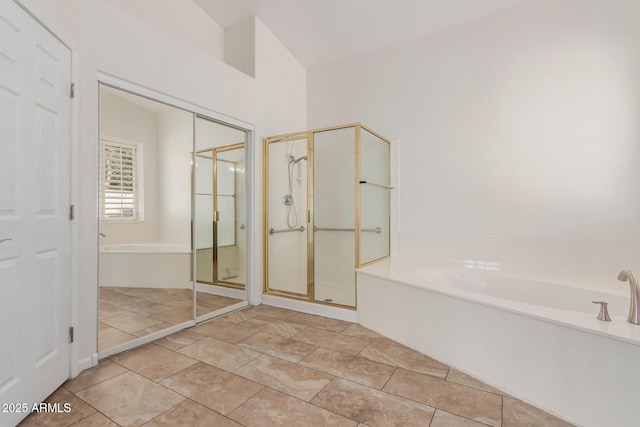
<box><xmin>359</xmin><ymin>180</ymin><xmax>394</xmax><ymax>190</ymax></box>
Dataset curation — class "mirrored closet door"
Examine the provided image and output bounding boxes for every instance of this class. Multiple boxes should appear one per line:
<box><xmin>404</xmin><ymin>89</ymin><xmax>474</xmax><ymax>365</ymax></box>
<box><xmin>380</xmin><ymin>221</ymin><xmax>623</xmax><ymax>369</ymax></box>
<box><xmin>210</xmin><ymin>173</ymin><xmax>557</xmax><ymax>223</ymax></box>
<box><xmin>194</xmin><ymin>115</ymin><xmax>247</xmax><ymax>321</ymax></box>
<box><xmin>98</xmin><ymin>84</ymin><xmax>249</xmax><ymax>355</ymax></box>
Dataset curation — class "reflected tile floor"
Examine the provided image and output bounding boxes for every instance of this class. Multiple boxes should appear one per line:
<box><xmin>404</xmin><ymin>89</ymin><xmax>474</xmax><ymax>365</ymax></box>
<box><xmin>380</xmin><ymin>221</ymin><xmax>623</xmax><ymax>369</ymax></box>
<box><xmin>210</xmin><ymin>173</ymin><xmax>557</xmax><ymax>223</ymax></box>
<box><xmin>21</xmin><ymin>306</ymin><xmax>575</xmax><ymax>427</ymax></box>
<box><xmin>98</xmin><ymin>287</ymin><xmax>242</xmax><ymax>352</ymax></box>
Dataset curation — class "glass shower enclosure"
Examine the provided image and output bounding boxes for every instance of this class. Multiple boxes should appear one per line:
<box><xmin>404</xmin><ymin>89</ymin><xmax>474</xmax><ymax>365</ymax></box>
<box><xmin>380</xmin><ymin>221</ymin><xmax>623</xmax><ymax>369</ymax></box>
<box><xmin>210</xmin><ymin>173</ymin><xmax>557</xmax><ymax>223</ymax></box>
<box><xmin>263</xmin><ymin>123</ymin><xmax>391</xmax><ymax>308</ymax></box>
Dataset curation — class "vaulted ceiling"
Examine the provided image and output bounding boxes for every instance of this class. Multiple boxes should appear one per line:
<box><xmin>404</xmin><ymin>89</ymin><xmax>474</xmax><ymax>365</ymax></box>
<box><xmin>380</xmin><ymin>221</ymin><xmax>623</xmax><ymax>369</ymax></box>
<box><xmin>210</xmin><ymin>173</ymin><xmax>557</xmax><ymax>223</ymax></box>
<box><xmin>195</xmin><ymin>0</ymin><xmax>535</xmax><ymax>68</ymax></box>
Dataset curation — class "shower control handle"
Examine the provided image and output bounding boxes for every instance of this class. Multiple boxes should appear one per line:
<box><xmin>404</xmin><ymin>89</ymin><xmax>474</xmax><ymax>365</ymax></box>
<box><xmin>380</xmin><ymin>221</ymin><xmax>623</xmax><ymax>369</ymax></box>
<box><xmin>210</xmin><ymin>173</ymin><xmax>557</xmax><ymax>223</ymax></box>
<box><xmin>592</xmin><ymin>301</ymin><xmax>611</xmax><ymax>322</ymax></box>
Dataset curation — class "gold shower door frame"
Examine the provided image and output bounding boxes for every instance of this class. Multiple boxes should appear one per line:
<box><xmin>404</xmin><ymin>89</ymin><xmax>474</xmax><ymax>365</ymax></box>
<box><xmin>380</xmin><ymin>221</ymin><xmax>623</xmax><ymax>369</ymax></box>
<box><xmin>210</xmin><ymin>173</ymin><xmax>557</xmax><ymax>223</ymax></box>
<box><xmin>262</xmin><ymin>123</ymin><xmax>391</xmax><ymax>309</ymax></box>
<box><xmin>196</xmin><ymin>141</ymin><xmax>244</xmax><ymax>290</ymax></box>
<box><xmin>263</xmin><ymin>132</ymin><xmax>314</xmax><ymax>302</ymax></box>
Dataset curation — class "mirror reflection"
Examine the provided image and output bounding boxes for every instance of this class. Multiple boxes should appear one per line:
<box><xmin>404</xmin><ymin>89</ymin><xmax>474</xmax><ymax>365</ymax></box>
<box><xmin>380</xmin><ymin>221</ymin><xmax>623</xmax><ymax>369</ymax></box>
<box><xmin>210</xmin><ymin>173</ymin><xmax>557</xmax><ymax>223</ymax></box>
<box><xmin>194</xmin><ymin>117</ymin><xmax>247</xmax><ymax>319</ymax></box>
<box><xmin>97</xmin><ymin>85</ymin><xmax>194</xmax><ymax>352</ymax></box>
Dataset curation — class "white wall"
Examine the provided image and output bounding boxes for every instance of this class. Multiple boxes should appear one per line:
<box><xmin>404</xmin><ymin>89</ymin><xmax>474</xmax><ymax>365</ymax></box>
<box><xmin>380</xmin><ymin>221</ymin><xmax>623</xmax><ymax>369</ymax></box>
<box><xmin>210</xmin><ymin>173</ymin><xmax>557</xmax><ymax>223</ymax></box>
<box><xmin>18</xmin><ymin>0</ymin><xmax>306</xmax><ymax>374</ymax></box>
<box><xmin>106</xmin><ymin>0</ymin><xmax>225</xmax><ymax>61</ymax></box>
<box><xmin>308</xmin><ymin>0</ymin><xmax>640</xmax><ymax>281</ymax></box>
<box><xmin>254</xmin><ymin>18</ymin><xmax>307</xmax><ymax>135</ymax></box>
<box><xmin>157</xmin><ymin>109</ymin><xmax>193</xmax><ymax>247</ymax></box>
<box><xmin>225</xmin><ymin>17</ymin><xmax>255</xmax><ymax>77</ymax></box>
<box><xmin>99</xmin><ymin>89</ymin><xmax>160</xmax><ymax>244</ymax></box>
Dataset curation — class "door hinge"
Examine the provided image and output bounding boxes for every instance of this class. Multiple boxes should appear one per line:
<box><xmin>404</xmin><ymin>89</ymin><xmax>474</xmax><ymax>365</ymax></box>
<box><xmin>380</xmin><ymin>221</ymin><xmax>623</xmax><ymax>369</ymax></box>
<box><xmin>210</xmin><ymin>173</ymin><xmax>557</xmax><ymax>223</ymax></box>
<box><xmin>69</xmin><ymin>204</ymin><xmax>75</xmax><ymax>220</ymax></box>
<box><xmin>69</xmin><ymin>327</ymin><xmax>74</xmax><ymax>343</ymax></box>
<box><xmin>70</xmin><ymin>83</ymin><xmax>76</xmax><ymax>99</ymax></box>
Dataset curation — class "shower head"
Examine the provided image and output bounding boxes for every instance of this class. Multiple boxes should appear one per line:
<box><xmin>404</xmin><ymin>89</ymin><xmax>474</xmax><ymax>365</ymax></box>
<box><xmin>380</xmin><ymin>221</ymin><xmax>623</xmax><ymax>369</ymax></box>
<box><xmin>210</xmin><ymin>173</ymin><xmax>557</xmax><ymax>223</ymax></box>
<box><xmin>290</xmin><ymin>155</ymin><xmax>307</xmax><ymax>165</ymax></box>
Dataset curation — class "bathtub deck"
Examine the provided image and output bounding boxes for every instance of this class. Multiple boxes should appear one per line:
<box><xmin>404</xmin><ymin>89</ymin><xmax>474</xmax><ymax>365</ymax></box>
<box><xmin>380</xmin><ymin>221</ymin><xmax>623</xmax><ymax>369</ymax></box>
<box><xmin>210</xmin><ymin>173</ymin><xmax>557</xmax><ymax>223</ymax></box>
<box><xmin>21</xmin><ymin>306</ymin><xmax>573</xmax><ymax>427</ymax></box>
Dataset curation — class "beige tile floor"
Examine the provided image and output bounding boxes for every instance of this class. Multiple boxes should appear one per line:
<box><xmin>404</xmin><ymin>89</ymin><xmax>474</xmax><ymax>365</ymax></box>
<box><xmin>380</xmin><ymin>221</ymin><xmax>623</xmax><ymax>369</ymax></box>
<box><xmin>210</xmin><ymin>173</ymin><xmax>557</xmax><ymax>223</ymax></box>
<box><xmin>21</xmin><ymin>306</ymin><xmax>575</xmax><ymax>427</ymax></box>
<box><xmin>99</xmin><ymin>287</ymin><xmax>242</xmax><ymax>352</ymax></box>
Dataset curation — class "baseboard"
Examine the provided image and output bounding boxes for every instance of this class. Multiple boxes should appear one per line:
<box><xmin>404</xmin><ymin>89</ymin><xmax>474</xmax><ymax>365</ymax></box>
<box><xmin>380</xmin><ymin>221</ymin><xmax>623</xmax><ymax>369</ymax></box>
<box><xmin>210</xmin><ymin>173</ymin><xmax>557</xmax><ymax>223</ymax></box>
<box><xmin>72</xmin><ymin>353</ymin><xmax>98</xmax><ymax>379</ymax></box>
<box><xmin>261</xmin><ymin>294</ymin><xmax>358</xmax><ymax>322</ymax></box>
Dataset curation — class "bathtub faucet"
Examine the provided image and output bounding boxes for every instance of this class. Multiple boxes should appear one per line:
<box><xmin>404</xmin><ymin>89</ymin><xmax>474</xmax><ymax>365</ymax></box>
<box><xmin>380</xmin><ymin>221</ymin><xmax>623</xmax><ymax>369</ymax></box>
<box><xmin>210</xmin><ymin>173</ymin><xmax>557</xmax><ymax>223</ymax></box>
<box><xmin>617</xmin><ymin>270</ymin><xmax>640</xmax><ymax>325</ymax></box>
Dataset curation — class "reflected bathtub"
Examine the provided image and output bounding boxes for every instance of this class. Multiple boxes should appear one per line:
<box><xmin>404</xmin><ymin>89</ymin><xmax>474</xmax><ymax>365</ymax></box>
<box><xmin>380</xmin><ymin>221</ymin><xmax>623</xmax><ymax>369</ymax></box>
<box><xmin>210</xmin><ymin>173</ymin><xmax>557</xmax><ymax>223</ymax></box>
<box><xmin>99</xmin><ymin>243</ymin><xmax>192</xmax><ymax>289</ymax></box>
<box><xmin>357</xmin><ymin>259</ymin><xmax>640</xmax><ymax>427</ymax></box>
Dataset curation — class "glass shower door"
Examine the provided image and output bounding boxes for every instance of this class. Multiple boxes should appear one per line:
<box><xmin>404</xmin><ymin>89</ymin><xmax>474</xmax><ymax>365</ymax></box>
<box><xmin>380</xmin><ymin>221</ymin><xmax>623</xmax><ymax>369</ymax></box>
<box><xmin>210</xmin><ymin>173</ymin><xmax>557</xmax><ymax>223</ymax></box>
<box><xmin>263</xmin><ymin>123</ymin><xmax>391</xmax><ymax>309</ymax></box>
<box><xmin>195</xmin><ymin>152</ymin><xmax>214</xmax><ymax>284</ymax></box>
<box><xmin>215</xmin><ymin>145</ymin><xmax>245</xmax><ymax>286</ymax></box>
<box><xmin>265</xmin><ymin>136</ymin><xmax>310</xmax><ymax>297</ymax></box>
<box><xmin>313</xmin><ymin>127</ymin><xmax>356</xmax><ymax>307</ymax></box>
<box><xmin>359</xmin><ymin>128</ymin><xmax>391</xmax><ymax>264</ymax></box>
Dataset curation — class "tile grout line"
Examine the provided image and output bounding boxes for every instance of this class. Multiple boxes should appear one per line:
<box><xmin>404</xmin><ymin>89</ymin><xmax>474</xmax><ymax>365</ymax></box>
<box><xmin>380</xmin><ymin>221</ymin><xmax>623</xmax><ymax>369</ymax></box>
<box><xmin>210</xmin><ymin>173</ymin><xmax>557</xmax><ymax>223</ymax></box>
<box><xmin>382</xmin><ymin>371</ymin><xmax>501</xmax><ymax>427</ymax></box>
<box><xmin>69</xmin><ymin>371</ymin><xmax>133</xmax><ymax>426</ymax></box>
<box><xmin>142</xmin><ymin>396</ymin><xmax>250</xmax><ymax>427</ymax></box>
<box><xmin>380</xmin><ymin>366</ymin><xmax>397</xmax><ymax>391</ymax></box>
<box><xmin>106</xmin><ymin>357</ymin><xmax>207</xmax><ymax>405</ymax></box>
<box><xmin>67</xmin><ymin>368</ymin><xmax>130</xmax><ymax>397</ymax></box>
<box><xmin>308</xmin><ymin>375</ymin><xmax>436</xmax><ymax>425</ymax></box>
<box><xmin>248</xmin><ymin>384</ymin><xmax>363</xmax><ymax>426</ymax></box>
<box><xmin>112</xmin><ymin>346</ymin><xmax>203</xmax><ymax>383</ymax></box>
<box><xmin>72</xmin><ymin>405</ymin><xmax>117</xmax><ymax>427</ymax></box>
<box><xmin>440</xmin><ymin>409</ymin><xmax>498</xmax><ymax>427</ymax></box>
<box><xmin>231</xmin><ymin>351</ymin><xmax>340</xmax><ymax>395</ymax></box>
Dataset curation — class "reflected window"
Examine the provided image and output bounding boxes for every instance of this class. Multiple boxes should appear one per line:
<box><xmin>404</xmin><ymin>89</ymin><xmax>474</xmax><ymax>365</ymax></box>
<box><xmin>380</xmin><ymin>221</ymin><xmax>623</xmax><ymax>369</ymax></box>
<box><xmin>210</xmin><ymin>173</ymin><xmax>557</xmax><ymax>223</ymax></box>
<box><xmin>100</xmin><ymin>139</ymin><xmax>141</xmax><ymax>220</ymax></box>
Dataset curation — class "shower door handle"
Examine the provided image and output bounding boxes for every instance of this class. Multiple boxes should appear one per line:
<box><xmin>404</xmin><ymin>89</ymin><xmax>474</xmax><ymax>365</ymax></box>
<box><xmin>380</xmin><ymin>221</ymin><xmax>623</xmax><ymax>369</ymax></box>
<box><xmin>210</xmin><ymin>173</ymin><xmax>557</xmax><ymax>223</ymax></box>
<box><xmin>214</xmin><ymin>211</ymin><xmax>220</xmax><ymax>222</ymax></box>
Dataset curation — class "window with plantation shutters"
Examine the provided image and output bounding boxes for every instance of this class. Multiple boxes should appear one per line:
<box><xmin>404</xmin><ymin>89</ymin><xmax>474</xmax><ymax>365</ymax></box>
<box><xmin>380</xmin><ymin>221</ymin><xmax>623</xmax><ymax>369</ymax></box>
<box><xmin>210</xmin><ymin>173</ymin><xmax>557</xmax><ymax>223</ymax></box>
<box><xmin>100</xmin><ymin>140</ymin><xmax>139</xmax><ymax>220</ymax></box>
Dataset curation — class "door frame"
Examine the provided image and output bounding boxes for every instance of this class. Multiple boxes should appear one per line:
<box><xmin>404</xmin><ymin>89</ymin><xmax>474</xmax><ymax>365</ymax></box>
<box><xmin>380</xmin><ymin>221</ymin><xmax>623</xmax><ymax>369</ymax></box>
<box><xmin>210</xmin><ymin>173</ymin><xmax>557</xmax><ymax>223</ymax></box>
<box><xmin>0</xmin><ymin>4</ymin><xmax>77</xmax><ymax>424</ymax></box>
<box><xmin>262</xmin><ymin>132</ymin><xmax>314</xmax><ymax>301</ymax></box>
<box><xmin>13</xmin><ymin>0</ymin><xmax>81</xmax><ymax>379</ymax></box>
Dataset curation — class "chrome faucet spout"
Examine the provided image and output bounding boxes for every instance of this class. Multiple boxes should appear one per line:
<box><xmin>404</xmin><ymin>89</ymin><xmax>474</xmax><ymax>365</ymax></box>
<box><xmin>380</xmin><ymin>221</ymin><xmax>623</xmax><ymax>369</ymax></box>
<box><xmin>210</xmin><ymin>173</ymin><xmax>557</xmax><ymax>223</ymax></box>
<box><xmin>617</xmin><ymin>270</ymin><xmax>640</xmax><ymax>325</ymax></box>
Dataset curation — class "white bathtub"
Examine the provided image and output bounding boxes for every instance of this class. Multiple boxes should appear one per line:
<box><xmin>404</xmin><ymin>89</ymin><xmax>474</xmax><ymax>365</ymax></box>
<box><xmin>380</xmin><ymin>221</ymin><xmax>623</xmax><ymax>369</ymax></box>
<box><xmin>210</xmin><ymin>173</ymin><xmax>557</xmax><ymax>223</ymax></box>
<box><xmin>357</xmin><ymin>259</ymin><xmax>640</xmax><ymax>427</ymax></box>
<box><xmin>99</xmin><ymin>243</ymin><xmax>192</xmax><ymax>289</ymax></box>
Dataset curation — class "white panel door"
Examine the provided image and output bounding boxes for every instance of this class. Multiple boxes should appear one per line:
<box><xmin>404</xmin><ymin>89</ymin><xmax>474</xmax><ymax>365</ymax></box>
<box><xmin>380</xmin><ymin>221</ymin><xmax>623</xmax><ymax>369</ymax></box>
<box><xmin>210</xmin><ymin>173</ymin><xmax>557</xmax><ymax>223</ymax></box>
<box><xmin>0</xmin><ymin>1</ymin><xmax>72</xmax><ymax>425</ymax></box>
